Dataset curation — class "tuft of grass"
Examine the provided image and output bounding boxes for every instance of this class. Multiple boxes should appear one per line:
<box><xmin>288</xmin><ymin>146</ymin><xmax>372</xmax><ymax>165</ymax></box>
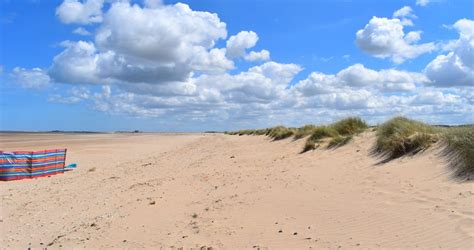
<box><xmin>331</xmin><ymin>117</ymin><xmax>368</xmax><ymax>135</ymax></box>
<box><xmin>375</xmin><ymin>117</ymin><xmax>438</xmax><ymax>159</ymax></box>
<box><xmin>328</xmin><ymin>135</ymin><xmax>353</xmax><ymax>149</ymax></box>
<box><xmin>375</xmin><ymin>117</ymin><xmax>473</xmax><ymax>179</ymax></box>
<box><xmin>302</xmin><ymin>126</ymin><xmax>338</xmax><ymax>152</ymax></box>
<box><xmin>238</xmin><ymin>129</ymin><xmax>256</xmax><ymax>136</ymax></box>
<box><xmin>442</xmin><ymin>126</ymin><xmax>474</xmax><ymax>179</ymax></box>
<box><xmin>293</xmin><ymin>125</ymin><xmax>317</xmax><ymax>140</ymax></box>
<box><xmin>266</xmin><ymin>126</ymin><xmax>296</xmax><ymax>140</ymax></box>
<box><xmin>302</xmin><ymin>117</ymin><xmax>367</xmax><ymax>152</ymax></box>
<box><xmin>303</xmin><ymin>139</ymin><xmax>318</xmax><ymax>152</ymax></box>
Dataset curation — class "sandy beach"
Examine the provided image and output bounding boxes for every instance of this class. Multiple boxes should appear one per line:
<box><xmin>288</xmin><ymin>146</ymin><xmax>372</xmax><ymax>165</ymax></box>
<box><xmin>1</xmin><ymin>132</ymin><xmax>473</xmax><ymax>248</ymax></box>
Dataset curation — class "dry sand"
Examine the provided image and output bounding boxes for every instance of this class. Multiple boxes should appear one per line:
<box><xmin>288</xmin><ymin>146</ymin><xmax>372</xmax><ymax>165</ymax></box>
<box><xmin>1</xmin><ymin>132</ymin><xmax>473</xmax><ymax>248</ymax></box>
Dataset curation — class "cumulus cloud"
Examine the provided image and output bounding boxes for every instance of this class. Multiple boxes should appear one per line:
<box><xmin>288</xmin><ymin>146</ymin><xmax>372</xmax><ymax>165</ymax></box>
<box><xmin>49</xmin><ymin>40</ymin><xmax>100</xmax><ymax>84</ymax></box>
<box><xmin>12</xmin><ymin>0</ymin><xmax>474</xmax><ymax>127</ymax></box>
<box><xmin>73</xmin><ymin>27</ymin><xmax>91</xmax><ymax>36</ymax></box>
<box><xmin>412</xmin><ymin>89</ymin><xmax>460</xmax><ymax>105</ymax></box>
<box><xmin>56</xmin><ymin>0</ymin><xmax>104</xmax><ymax>24</ymax></box>
<box><xmin>196</xmin><ymin>61</ymin><xmax>302</xmax><ymax>103</ymax></box>
<box><xmin>339</xmin><ymin>64</ymin><xmax>427</xmax><ymax>91</ymax></box>
<box><xmin>356</xmin><ymin>16</ymin><xmax>435</xmax><ymax>63</ymax></box>
<box><xmin>11</xmin><ymin>67</ymin><xmax>51</xmax><ymax>89</ymax></box>
<box><xmin>226</xmin><ymin>31</ymin><xmax>258</xmax><ymax>58</ymax></box>
<box><xmin>245</xmin><ymin>50</ymin><xmax>270</xmax><ymax>62</ymax></box>
<box><xmin>393</xmin><ymin>6</ymin><xmax>416</xmax><ymax>26</ymax></box>
<box><xmin>294</xmin><ymin>63</ymin><xmax>425</xmax><ymax>95</ymax></box>
<box><xmin>50</xmin><ymin>1</ymin><xmax>235</xmax><ymax>87</ymax></box>
<box><xmin>96</xmin><ymin>2</ymin><xmax>227</xmax><ymax>62</ymax></box>
<box><xmin>425</xmin><ymin>19</ymin><xmax>474</xmax><ymax>87</ymax></box>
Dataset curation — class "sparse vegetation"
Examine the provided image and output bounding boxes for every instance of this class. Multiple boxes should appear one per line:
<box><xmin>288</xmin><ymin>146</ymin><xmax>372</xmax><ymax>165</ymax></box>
<box><xmin>375</xmin><ymin>117</ymin><xmax>473</xmax><ymax>179</ymax></box>
<box><xmin>226</xmin><ymin>117</ymin><xmax>367</xmax><ymax>152</ymax></box>
<box><xmin>375</xmin><ymin>117</ymin><xmax>438</xmax><ymax>159</ymax></box>
<box><xmin>293</xmin><ymin>125</ymin><xmax>317</xmax><ymax>140</ymax></box>
<box><xmin>302</xmin><ymin>126</ymin><xmax>338</xmax><ymax>152</ymax></box>
<box><xmin>441</xmin><ymin>126</ymin><xmax>474</xmax><ymax>179</ymax></box>
<box><xmin>328</xmin><ymin>135</ymin><xmax>353</xmax><ymax>149</ymax></box>
<box><xmin>331</xmin><ymin>117</ymin><xmax>368</xmax><ymax>135</ymax></box>
<box><xmin>265</xmin><ymin>126</ymin><xmax>296</xmax><ymax>140</ymax></box>
<box><xmin>225</xmin><ymin>116</ymin><xmax>473</xmax><ymax>179</ymax></box>
<box><xmin>302</xmin><ymin>118</ymin><xmax>367</xmax><ymax>152</ymax></box>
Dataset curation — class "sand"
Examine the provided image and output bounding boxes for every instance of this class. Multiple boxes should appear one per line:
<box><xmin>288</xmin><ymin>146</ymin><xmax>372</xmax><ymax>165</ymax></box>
<box><xmin>1</xmin><ymin>132</ymin><xmax>473</xmax><ymax>248</ymax></box>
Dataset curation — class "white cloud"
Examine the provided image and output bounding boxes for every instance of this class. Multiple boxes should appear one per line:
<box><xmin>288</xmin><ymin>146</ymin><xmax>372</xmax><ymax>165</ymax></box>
<box><xmin>245</xmin><ymin>49</ymin><xmax>270</xmax><ymax>62</ymax></box>
<box><xmin>416</xmin><ymin>0</ymin><xmax>430</xmax><ymax>6</ymax></box>
<box><xmin>453</xmin><ymin>18</ymin><xmax>474</xmax><ymax>38</ymax></box>
<box><xmin>226</xmin><ymin>31</ymin><xmax>258</xmax><ymax>58</ymax></box>
<box><xmin>295</xmin><ymin>63</ymin><xmax>425</xmax><ymax>94</ymax></box>
<box><xmin>96</xmin><ymin>2</ymin><xmax>227</xmax><ymax>62</ymax></box>
<box><xmin>12</xmin><ymin>0</ymin><xmax>474</xmax><ymax>127</ymax></box>
<box><xmin>49</xmin><ymin>1</ymin><xmax>236</xmax><ymax>87</ymax></box>
<box><xmin>248</xmin><ymin>61</ymin><xmax>302</xmax><ymax>86</ymax></box>
<box><xmin>49</xmin><ymin>40</ymin><xmax>100</xmax><ymax>84</ymax></box>
<box><xmin>393</xmin><ymin>6</ymin><xmax>416</xmax><ymax>26</ymax></box>
<box><xmin>73</xmin><ymin>27</ymin><xmax>91</xmax><ymax>36</ymax></box>
<box><xmin>190</xmin><ymin>48</ymin><xmax>235</xmax><ymax>74</ymax></box>
<box><xmin>412</xmin><ymin>89</ymin><xmax>460</xmax><ymax>105</ymax></box>
<box><xmin>393</xmin><ymin>6</ymin><xmax>415</xmax><ymax>19</ymax></box>
<box><xmin>339</xmin><ymin>64</ymin><xmax>427</xmax><ymax>91</ymax></box>
<box><xmin>196</xmin><ymin>61</ymin><xmax>302</xmax><ymax>103</ymax></box>
<box><xmin>296</xmin><ymin>88</ymin><xmax>381</xmax><ymax>110</ymax></box>
<box><xmin>293</xmin><ymin>72</ymin><xmax>337</xmax><ymax>96</ymax></box>
<box><xmin>91</xmin><ymin>1</ymin><xmax>229</xmax><ymax>83</ymax></box>
<box><xmin>356</xmin><ymin>16</ymin><xmax>435</xmax><ymax>63</ymax></box>
<box><xmin>425</xmin><ymin>19</ymin><xmax>474</xmax><ymax>87</ymax></box>
<box><xmin>56</xmin><ymin>0</ymin><xmax>104</xmax><ymax>24</ymax></box>
<box><xmin>11</xmin><ymin>67</ymin><xmax>51</xmax><ymax>89</ymax></box>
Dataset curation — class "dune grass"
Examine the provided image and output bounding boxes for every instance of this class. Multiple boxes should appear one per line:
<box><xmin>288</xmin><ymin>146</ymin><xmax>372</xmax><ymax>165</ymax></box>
<box><xmin>293</xmin><ymin>125</ymin><xmax>318</xmax><ymax>140</ymax></box>
<box><xmin>375</xmin><ymin>117</ymin><xmax>438</xmax><ymax>159</ymax></box>
<box><xmin>331</xmin><ymin>117</ymin><xmax>368</xmax><ymax>135</ymax></box>
<box><xmin>227</xmin><ymin>117</ymin><xmax>367</xmax><ymax>152</ymax></box>
<box><xmin>302</xmin><ymin>117</ymin><xmax>368</xmax><ymax>152</ymax></box>
<box><xmin>328</xmin><ymin>135</ymin><xmax>353</xmax><ymax>149</ymax></box>
<box><xmin>265</xmin><ymin>126</ymin><xmax>295</xmax><ymax>140</ymax></box>
<box><xmin>226</xmin><ymin>116</ymin><xmax>473</xmax><ymax>179</ymax></box>
<box><xmin>441</xmin><ymin>126</ymin><xmax>474</xmax><ymax>179</ymax></box>
<box><xmin>226</xmin><ymin>126</ymin><xmax>296</xmax><ymax>140</ymax></box>
<box><xmin>302</xmin><ymin>126</ymin><xmax>338</xmax><ymax>152</ymax></box>
<box><xmin>375</xmin><ymin>117</ymin><xmax>473</xmax><ymax>179</ymax></box>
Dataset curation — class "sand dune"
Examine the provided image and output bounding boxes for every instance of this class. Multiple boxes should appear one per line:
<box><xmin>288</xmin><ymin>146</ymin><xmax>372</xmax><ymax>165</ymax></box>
<box><xmin>1</xmin><ymin>132</ymin><xmax>473</xmax><ymax>248</ymax></box>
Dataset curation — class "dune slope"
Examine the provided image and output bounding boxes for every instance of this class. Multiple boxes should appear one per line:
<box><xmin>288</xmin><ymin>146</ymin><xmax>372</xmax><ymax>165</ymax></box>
<box><xmin>0</xmin><ymin>132</ymin><xmax>473</xmax><ymax>248</ymax></box>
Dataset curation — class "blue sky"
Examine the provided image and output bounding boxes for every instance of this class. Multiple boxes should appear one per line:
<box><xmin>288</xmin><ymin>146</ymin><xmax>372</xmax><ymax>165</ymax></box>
<box><xmin>1</xmin><ymin>0</ymin><xmax>473</xmax><ymax>131</ymax></box>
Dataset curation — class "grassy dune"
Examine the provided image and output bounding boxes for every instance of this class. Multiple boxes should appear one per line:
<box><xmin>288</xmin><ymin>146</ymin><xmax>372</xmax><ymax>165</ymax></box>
<box><xmin>226</xmin><ymin>116</ymin><xmax>473</xmax><ymax>179</ymax></box>
<box><xmin>442</xmin><ymin>127</ymin><xmax>474</xmax><ymax>179</ymax></box>
<box><xmin>374</xmin><ymin>117</ymin><xmax>438</xmax><ymax>159</ymax></box>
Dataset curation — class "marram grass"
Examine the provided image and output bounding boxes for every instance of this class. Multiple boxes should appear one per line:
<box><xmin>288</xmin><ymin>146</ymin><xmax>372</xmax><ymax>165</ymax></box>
<box><xmin>226</xmin><ymin>116</ymin><xmax>473</xmax><ymax>179</ymax></box>
<box><xmin>303</xmin><ymin>117</ymin><xmax>367</xmax><ymax>152</ymax></box>
<box><xmin>375</xmin><ymin>117</ymin><xmax>438</xmax><ymax>159</ymax></box>
<box><xmin>441</xmin><ymin>126</ymin><xmax>474</xmax><ymax>179</ymax></box>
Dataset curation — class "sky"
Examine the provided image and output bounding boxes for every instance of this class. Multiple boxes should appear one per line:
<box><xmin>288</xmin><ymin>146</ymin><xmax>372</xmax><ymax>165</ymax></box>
<box><xmin>0</xmin><ymin>0</ymin><xmax>473</xmax><ymax>132</ymax></box>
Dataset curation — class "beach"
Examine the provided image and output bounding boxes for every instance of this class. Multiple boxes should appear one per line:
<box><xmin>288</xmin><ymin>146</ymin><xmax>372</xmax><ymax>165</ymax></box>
<box><xmin>1</xmin><ymin>132</ymin><xmax>473</xmax><ymax>248</ymax></box>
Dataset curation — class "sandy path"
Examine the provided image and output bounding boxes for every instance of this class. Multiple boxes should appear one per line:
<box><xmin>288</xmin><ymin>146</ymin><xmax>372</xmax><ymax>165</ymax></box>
<box><xmin>1</xmin><ymin>132</ymin><xmax>473</xmax><ymax>248</ymax></box>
